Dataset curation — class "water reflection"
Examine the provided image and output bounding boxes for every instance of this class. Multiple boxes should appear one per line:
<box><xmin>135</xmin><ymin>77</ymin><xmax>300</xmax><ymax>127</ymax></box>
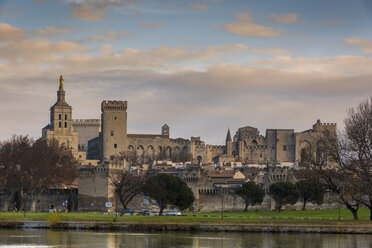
<box><xmin>1</xmin><ymin>229</ymin><xmax>372</xmax><ymax>248</ymax></box>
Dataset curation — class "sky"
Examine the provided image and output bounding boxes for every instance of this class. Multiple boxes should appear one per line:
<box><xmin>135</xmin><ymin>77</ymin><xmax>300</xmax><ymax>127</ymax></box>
<box><xmin>0</xmin><ymin>0</ymin><xmax>372</xmax><ymax>145</ymax></box>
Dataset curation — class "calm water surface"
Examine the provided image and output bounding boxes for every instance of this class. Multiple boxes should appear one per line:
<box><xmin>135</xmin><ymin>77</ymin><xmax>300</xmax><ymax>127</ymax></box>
<box><xmin>1</xmin><ymin>229</ymin><xmax>372</xmax><ymax>248</ymax></box>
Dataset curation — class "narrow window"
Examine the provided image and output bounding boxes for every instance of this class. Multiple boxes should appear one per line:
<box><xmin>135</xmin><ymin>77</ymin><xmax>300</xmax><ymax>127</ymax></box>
<box><xmin>59</xmin><ymin>122</ymin><xmax>62</xmax><ymax>128</ymax></box>
<box><xmin>65</xmin><ymin>114</ymin><xmax>67</xmax><ymax>120</ymax></box>
<box><xmin>283</xmin><ymin>145</ymin><xmax>287</xmax><ymax>151</ymax></box>
<box><xmin>260</xmin><ymin>154</ymin><xmax>262</xmax><ymax>158</ymax></box>
<box><xmin>65</xmin><ymin>122</ymin><xmax>67</xmax><ymax>128</ymax></box>
<box><xmin>114</xmin><ymin>116</ymin><xmax>117</xmax><ymax>120</ymax></box>
<box><xmin>59</xmin><ymin>114</ymin><xmax>61</xmax><ymax>120</ymax></box>
<box><xmin>114</xmin><ymin>144</ymin><xmax>117</xmax><ymax>148</ymax></box>
<box><xmin>111</xmin><ymin>130</ymin><xmax>114</xmax><ymax>136</ymax></box>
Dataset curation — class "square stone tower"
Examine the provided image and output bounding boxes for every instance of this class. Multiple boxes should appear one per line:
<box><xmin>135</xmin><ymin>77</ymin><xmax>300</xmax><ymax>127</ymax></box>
<box><xmin>42</xmin><ymin>76</ymin><xmax>79</xmax><ymax>156</ymax></box>
<box><xmin>100</xmin><ymin>100</ymin><xmax>128</xmax><ymax>160</ymax></box>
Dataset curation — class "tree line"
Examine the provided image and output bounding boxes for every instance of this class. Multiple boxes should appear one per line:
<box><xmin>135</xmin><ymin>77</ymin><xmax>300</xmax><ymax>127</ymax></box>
<box><xmin>0</xmin><ymin>136</ymin><xmax>78</xmax><ymax>212</ymax></box>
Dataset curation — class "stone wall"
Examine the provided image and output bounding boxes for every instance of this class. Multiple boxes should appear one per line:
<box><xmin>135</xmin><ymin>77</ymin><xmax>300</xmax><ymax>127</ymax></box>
<box><xmin>0</xmin><ymin>189</ymin><xmax>78</xmax><ymax>212</ymax></box>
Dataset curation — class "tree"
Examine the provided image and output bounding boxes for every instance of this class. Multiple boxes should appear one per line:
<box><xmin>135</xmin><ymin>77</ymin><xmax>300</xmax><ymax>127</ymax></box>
<box><xmin>269</xmin><ymin>182</ymin><xmax>299</xmax><ymax>212</ymax></box>
<box><xmin>235</xmin><ymin>181</ymin><xmax>265</xmax><ymax>211</ymax></box>
<box><xmin>0</xmin><ymin>135</ymin><xmax>32</xmax><ymax>211</ymax></box>
<box><xmin>306</xmin><ymin>98</ymin><xmax>372</xmax><ymax>220</ymax></box>
<box><xmin>342</xmin><ymin>98</ymin><xmax>372</xmax><ymax>219</ymax></box>
<box><xmin>296</xmin><ymin>179</ymin><xmax>325</xmax><ymax>210</ymax></box>
<box><xmin>144</xmin><ymin>174</ymin><xmax>194</xmax><ymax>215</ymax></box>
<box><xmin>23</xmin><ymin>139</ymin><xmax>78</xmax><ymax>212</ymax></box>
<box><xmin>111</xmin><ymin>171</ymin><xmax>147</xmax><ymax>216</ymax></box>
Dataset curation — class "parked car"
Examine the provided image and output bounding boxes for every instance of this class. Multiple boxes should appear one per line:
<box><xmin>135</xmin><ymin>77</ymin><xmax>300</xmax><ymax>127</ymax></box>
<box><xmin>139</xmin><ymin>209</ymin><xmax>149</xmax><ymax>216</ymax></box>
<box><xmin>165</xmin><ymin>210</ymin><xmax>181</xmax><ymax>216</ymax></box>
<box><xmin>120</xmin><ymin>208</ymin><xmax>133</xmax><ymax>215</ymax></box>
<box><xmin>149</xmin><ymin>212</ymin><xmax>159</xmax><ymax>216</ymax></box>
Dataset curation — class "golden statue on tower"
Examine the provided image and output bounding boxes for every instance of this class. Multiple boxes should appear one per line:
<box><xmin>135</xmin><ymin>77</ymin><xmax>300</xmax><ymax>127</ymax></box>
<box><xmin>59</xmin><ymin>75</ymin><xmax>64</xmax><ymax>90</ymax></box>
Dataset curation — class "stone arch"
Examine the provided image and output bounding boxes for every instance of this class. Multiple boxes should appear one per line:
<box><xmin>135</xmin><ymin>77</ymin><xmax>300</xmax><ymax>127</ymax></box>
<box><xmin>147</xmin><ymin>145</ymin><xmax>155</xmax><ymax>161</ymax></box>
<box><xmin>166</xmin><ymin>146</ymin><xmax>172</xmax><ymax>159</ymax></box>
<box><xmin>174</xmin><ymin>146</ymin><xmax>180</xmax><ymax>162</ymax></box>
<box><xmin>158</xmin><ymin>146</ymin><xmax>164</xmax><ymax>160</ymax></box>
<box><xmin>137</xmin><ymin>145</ymin><xmax>145</xmax><ymax>163</ymax></box>
<box><xmin>197</xmin><ymin>155</ymin><xmax>202</xmax><ymax>164</ymax></box>
<box><xmin>128</xmin><ymin>145</ymin><xmax>135</xmax><ymax>159</ymax></box>
<box><xmin>299</xmin><ymin>140</ymin><xmax>312</xmax><ymax>164</ymax></box>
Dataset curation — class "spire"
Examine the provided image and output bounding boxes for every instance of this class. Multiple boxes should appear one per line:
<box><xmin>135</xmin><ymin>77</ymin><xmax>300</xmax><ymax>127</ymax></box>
<box><xmin>56</xmin><ymin>75</ymin><xmax>67</xmax><ymax>104</ymax></box>
<box><xmin>59</xmin><ymin>75</ymin><xmax>64</xmax><ymax>90</ymax></box>
<box><xmin>226</xmin><ymin>128</ymin><xmax>232</xmax><ymax>142</ymax></box>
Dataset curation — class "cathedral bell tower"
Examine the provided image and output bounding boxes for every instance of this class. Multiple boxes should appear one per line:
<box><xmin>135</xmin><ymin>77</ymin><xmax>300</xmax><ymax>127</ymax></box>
<box><xmin>50</xmin><ymin>76</ymin><xmax>72</xmax><ymax>134</ymax></box>
<box><xmin>42</xmin><ymin>76</ymin><xmax>79</xmax><ymax>154</ymax></box>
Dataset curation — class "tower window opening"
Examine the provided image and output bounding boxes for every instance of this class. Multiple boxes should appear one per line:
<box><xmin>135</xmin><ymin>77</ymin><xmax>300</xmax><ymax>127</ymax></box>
<box><xmin>65</xmin><ymin>114</ymin><xmax>67</xmax><ymax>120</ymax></box>
<box><xmin>283</xmin><ymin>145</ymin><xmax>287</xmax><ymax>151</ymax></box>
<box><xmin>114</xmin><ymin>116</ymin><xmax>117</xmax><ymax>120</ymax></box>
<box><xmin>114</xmin><ymin>144</ymin><xmax>117</xmax><ymax>148</ymax></box>
<box><xmin>59</xmin><ymin>122</ymin><xmax>62</xmax><ymax>128</ymax></box>
<box><xmin>59</xmin><ymin>114</ymin><xmax>61</xmax><ymax>120</ymax></box>
<box><xmin>64</xmin><ymin>122</ymin><xmax>67</xmax><ymax>128</ymax></box>
<box><xmin>111</xmin><ymin>130</ymin><xmax>114</xmax><ymax>136</ymax></box>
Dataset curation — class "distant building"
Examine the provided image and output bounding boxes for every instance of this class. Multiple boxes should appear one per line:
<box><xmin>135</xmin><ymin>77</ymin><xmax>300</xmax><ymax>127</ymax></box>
<box><xmin>41</xmin><ymin>77</ymin><xmax>337</xmax><ymax>212</ymax></box>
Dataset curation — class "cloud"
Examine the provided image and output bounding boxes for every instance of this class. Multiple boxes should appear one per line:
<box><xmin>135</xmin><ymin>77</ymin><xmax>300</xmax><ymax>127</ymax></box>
<box><xmin>270</xmin><ymin>13</ymin><xmax>299</xmax><ymax>24</ymax></box>
<box><xmin>251</xmin><ymin>55</ymin><xmax>372</xmax><ymax>76</ymax></box>
<box><xmin>189</xmin><ymin>4</ymin><xmax>208</xmax><ymax>10</ymax></box>
<box><xmin>235</xmin><ymin>12</ymin><xmax>253</xmax><ymax>22</ymax></box>
<box><xmin>252</xmin><ymin>48</ymin><xmax>294</xmax><ymax>56</ymax></box>
<box><xmin>0</xmin><ymin>23</ymin><xmax>83</xmax><ymax>73</ymax></box>
<box><xmin>0</xmin><ymin>23</ymin><xmax>25</xmax><ymax>41</ymax></box>
<box><xmin>29</xmin><ymin>26</ymin><xmax>75</xmax><ymax>37</ymax></box>
<box><xmin>69</xmin><ymin>3</ymin><xmax>105</xmax><ymax>22</ymax></box>
<box><xmin>345</xmin><ymin>38</ymin><xmax>372</xmax><ymax>54</ymax></box>
<box><xmin>67</xmin><ymin>0</ymin><xmax>143</xmax><ymax>21</ymax></box>
<box><xmin>223</xmin><ymin>22</ymin><xmax>280</xmax><ymax>37</ymax></box>
<box><xmin>139</xmin><ymin>22</ymin><xmax>167</xmax><ymax>29</ymax></box>
<box><xmin>82</xmin><ymin>31</ymin><xmax>127</xmax><ymax>42</ymax></box>
<box><xmin>223</xmin><ymin>12</ymin><xmax>281</xmax><ymax>37</ymax></box>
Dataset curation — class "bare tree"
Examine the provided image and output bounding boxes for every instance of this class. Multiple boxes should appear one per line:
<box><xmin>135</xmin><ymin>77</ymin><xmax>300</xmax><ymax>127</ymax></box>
<box><xmin>341</xmin><ymin>98</ymin><xmax>372</xmax><ymax>219</ymax></box>
<box><xmin>111</xmin><ymin>171</ymin><xmax>147</xmax><ymax>216</ymax></box>
<box><xmin>0</xmin><ymin>135</ymin><xmax>32</xmax><ymax>211</ymax></box>
<box><xmin>305</xmin><ymin>98</ymin><xmax>372</xmax><ymax>220</ymax></box>
<box><xmin>23</xmin><ymin>139</ymin><xmax>78</xmax><ymax>212</ymax></box>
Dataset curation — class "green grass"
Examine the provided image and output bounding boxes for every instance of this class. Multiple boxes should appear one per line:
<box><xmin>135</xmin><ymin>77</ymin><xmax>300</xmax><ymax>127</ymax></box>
<box><xmin>0</xmin><ymin>208</ymin><xmax>371</xmax><ymax>224</ymax></box>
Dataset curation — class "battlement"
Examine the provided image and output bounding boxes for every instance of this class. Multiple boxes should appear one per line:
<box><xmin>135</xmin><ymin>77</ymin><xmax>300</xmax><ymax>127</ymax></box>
<box><xmin>72</xmin><ymin>119</ymin><xmax>101</xmax><ymax>126</ymax></box>
<box><xmin>206</xmin><ymin>145</ymin><xmax>224</xmax><ymax>149</ymax></box>
<box><xmin>101</xmin><ymin>100</ymin><xmax>127</xmax><ymax>111</ymax></box>
<box><xmin>319</xmin><ymin>123</ymin><xmax>336</xmax><ymax>126</ymax></box>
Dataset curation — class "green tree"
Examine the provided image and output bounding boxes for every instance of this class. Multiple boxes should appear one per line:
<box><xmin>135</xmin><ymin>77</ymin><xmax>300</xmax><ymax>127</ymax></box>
<box><xmin>296</xmin><ymin>179</ymin><xmax>325</xmax><ymax>210</ymax></box>
<box><xmin>269</xmin><ymin>182</ymin><xmax>299</xmax><ymax>212</ymax></box>
<box><xmin>235</xmin><ymin>181</ymin><xmax>265</xmax><ymax>211</ymax></box>
<box><xmin>144</xmin><ymin>174</ymin><xmax>194</xmax><ymax>215</ymax></box>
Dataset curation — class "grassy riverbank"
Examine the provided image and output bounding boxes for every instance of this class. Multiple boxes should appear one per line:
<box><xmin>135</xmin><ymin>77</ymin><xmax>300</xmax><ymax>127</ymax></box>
<box><xmin>0</xmin><ymin>208</ymin><xmax>371</xmax><ymax>224</ymax></box>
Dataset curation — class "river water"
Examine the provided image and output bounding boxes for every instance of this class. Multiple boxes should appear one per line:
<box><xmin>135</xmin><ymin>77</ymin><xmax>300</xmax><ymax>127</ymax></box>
<box><xmin>1</xmin><ymin>229</ymin><xmax>372</xmax><ymax>248</ymax></box>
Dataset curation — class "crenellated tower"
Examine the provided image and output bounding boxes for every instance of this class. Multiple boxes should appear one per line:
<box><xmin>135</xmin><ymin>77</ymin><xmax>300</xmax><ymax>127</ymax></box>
<box><xmin>100</xmin><ymin>100</ymin><xmax>128</xmax><ymax>160</ymax></box>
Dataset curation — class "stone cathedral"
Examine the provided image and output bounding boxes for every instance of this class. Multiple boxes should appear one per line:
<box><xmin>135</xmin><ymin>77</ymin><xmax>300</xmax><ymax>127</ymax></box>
<box><xmin>42</xmin><ymin>76</ymin><xmax>337</xmax><ymax>167</ymax></box>
<box><xmin>42</xmin><ymin>77</ymin><xmax>336</xmax><ymax>212</ymax></box>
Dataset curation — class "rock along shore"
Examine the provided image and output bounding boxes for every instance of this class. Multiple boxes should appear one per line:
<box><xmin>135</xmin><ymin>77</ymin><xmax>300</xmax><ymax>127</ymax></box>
<box><xmin>1</xmin><ymin>221</ymin><xmax>372</xmax><ymax>234</ymax></box>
